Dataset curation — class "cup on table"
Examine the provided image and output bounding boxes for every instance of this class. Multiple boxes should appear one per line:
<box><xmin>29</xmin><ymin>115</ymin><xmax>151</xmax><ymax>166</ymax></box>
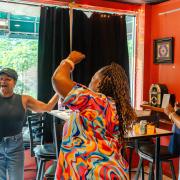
<box><xmin>58</xmin><ymin>98</ymin><xmax>66</xmax><ymax>111</ymax></box>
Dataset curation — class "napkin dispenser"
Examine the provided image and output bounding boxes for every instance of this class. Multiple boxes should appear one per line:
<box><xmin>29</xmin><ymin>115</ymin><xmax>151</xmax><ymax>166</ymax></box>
<box><xmin>149</xmin><ymin>84</ymin><xmax>168</xmax><ymax>107</ymax></box>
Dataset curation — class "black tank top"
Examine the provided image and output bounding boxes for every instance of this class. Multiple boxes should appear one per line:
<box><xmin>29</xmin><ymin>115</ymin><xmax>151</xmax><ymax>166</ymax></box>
<box><xmin>0</xmin><ymin>94</ymin><xmax>25</xmax><ymax>138</ymax></box>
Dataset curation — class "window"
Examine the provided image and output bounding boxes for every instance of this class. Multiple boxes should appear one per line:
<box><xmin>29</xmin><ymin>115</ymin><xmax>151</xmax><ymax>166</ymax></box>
<box><xmin>126</xmin><ymin>15</ymin><xmax>136</xmax><ymax>106</ymax></box>
<box><xmin>0</xmin><ymin>3</ymin><xmax>40</xmax><ymax>98</ymax></box>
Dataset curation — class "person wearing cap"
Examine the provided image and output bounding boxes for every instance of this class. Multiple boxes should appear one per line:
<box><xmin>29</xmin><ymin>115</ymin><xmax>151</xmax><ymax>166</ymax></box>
<box><xmin>0</xmin><ymin>68</ymin><xmax>59</xmax><ymax>180</ymax></box>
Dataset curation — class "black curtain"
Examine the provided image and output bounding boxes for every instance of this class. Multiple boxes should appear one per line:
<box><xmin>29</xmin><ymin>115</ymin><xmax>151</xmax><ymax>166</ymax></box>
<box><xmin>38</xmin><ymin>6</ymin><xmax>70</xmax><ymax>141</ymax></box>
<box><xmin>72</xmin><ymin>10</ymin><xmax>129</xmax><ymax>86</ymax></box>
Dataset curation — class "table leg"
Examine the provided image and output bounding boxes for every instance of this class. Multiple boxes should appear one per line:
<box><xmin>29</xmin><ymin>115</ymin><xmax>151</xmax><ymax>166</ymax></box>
<box><xmin>53</xmin><ymin>116</ymin><xmax>59</xmax><ymax>160</ymax></box>
<box><xmin>155</xmin><ymin>136</ymin><xmax>160</xmax><ymax>180</ymax></box>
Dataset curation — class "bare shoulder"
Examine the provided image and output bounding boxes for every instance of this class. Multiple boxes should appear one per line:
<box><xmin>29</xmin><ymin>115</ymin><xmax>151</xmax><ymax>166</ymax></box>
<box><xmin>22</xmin><ymin>95</ymin><xmax>32</xmax><ymax>107</ymax></box>
<box><xmin>21</xmin><ymin>95</ymin><xmax>28</xmax><ymax>110</ymax></box>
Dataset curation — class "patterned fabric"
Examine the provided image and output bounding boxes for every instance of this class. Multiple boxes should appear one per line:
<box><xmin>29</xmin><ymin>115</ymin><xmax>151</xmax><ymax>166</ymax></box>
<box><xmin>56</xmin><ymin>84</ymin><xmax>129</xmax><ymax>180</ymax></box>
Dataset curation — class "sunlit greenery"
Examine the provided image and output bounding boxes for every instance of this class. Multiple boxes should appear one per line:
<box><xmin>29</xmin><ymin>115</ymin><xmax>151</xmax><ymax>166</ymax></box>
<box><xmin>0</xmin><ymin>37</ymin><xmax>38</xmax><ymax>97</ymax></box>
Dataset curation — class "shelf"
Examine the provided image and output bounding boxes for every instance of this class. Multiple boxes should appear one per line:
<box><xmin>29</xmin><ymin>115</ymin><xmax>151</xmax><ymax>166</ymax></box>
<box><xmin>140</xmin><ymin>104</ymin><xmax>173</xmax><ymax>125</ymax></box>
<box><xmin>159</xmin><ymin>119</ymin><xmax>173</xmax><ymax>125</ymax></box>
<box><xmin>140</xmin><ymin>104</ymin><xmax>164</xmax><ymax>113</ymax></box>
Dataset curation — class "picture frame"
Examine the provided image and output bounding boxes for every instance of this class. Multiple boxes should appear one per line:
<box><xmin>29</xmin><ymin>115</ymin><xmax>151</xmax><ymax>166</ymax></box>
<box><xmin>154</xmin><ymin>37</ymin><xmax>174</xmax><ymax>64</ymax></box>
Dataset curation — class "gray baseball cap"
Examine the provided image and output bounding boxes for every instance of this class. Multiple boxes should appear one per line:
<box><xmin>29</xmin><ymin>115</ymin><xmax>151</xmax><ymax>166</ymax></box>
<box><xmin>0</xmin><ymin>68</ymin><xmax>18</xmax><ymax>81</ymax></box>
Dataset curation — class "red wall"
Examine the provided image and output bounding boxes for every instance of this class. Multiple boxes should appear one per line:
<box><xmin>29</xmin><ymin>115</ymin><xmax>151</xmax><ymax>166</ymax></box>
<box><xmin>143</xmin><ymin>1</ymin><xmax>180</xmax><ymax>177</ymax></box>
<box><xmin>143</xmin><ymin>0</ymin><xmax>180</xmax><ymax>102</ymax></box>
<box><xmin>28</xmin><ymin>0</ymin><xmax>141</xmax><ymax>11</ymax></box>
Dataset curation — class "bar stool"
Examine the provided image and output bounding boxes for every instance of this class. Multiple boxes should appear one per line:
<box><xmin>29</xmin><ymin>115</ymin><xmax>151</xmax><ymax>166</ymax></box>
<box><xmin>135</xmin><ymin>143</ymin><xmax>178</xmax><ymax>180</ymax></box>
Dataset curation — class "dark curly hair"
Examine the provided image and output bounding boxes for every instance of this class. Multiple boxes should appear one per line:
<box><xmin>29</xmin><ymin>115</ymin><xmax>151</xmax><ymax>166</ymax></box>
<box><xmin>97</xmin><ymin>62</ymin><xmax>136</xmax><ymax>141</ymax></box>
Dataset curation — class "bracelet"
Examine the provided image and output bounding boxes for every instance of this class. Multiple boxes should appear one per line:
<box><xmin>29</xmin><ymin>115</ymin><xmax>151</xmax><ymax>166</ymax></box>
<box><xmin>169</xmin><ymin>112</ymin><xmax>175</xmax><ymax>120</ymax></box>
<box><xmin>64</xmin><ymin>58</ymin><xmax>74</xmax><ymax>71</ymax></box>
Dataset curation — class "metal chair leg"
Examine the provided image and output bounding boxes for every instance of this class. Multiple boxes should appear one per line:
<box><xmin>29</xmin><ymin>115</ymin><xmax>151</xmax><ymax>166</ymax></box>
<box><xmin>135</xmin><ymin>157</ymin><xmax>143</xmax><ymax>180</ymax></box>
<box><xmin>40</xmin><ymin>161</ymin><xmax>45</xmax><ymax>180</ymax></box>
<box><xmin>148</xmin><ymin>162</ymin><xmax>154</xmax><ymax>180</ymax></box>
<box><xmin>159</xmin><ymin>161</ymin><xmax>163</xmax><ymax>180</ymax></box>
<box><xmin>169</xmin><ymin>160</ymin><xmax>176</xmax><ymax>180</ymax></box>
<box><xmin>36</xmin><ymin>159</ymin><xmax>43</xmax><ymax>180</ymax></box>
<box><xmin>141</xmin><ymin>161</ymin><xmax>144</xmax><ymax>180</ymax></box>
<box><xmin>129</xmin><ymin>147</ymin><xmax>133</xmax><ymax>180</ymax></box>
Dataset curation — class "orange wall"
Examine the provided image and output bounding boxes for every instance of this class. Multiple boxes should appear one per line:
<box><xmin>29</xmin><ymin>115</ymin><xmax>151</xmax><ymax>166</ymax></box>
<box><xmin>143</xmin><ymin>1</ymin><xmax>180</xmax><ymax>177</ymax></box>
<box><xmin>143</xmin><ymin>0</ymin><xmax>180</xmax><ymax>102</ymax></box>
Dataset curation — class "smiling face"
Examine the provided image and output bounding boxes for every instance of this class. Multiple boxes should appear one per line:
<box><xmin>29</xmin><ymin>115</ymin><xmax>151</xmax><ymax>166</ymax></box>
<box><xmin>0</xmin><ymin>74</ymin><xmax>16</xmax><ymax>97</ymax></box>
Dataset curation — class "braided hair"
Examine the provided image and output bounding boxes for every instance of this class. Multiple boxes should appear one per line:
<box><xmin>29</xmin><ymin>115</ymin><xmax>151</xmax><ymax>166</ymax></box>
<box><xmin>97</xmin><ymin>62</ymin><xmax>136</xmax><ymax>141</ymax></box>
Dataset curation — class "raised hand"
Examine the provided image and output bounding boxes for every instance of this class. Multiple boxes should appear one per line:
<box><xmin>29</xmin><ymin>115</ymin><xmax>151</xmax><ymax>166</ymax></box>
<box><xmin>68</xmin><ymin>51</ymin><xmax>85</xmax><ymax>65</ymax></box>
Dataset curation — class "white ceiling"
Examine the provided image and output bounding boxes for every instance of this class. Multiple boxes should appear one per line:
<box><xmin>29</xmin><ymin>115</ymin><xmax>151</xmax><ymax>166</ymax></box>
<box><xmin>0</xmin><ymin>1</ymin><xmax>40</xmax><ymax>16</ymax></box>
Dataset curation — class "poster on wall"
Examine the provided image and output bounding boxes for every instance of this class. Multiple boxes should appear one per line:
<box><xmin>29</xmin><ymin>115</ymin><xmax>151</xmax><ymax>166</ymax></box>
<box><xmin>153</xmin><ymin>37</ymin><xmax>174</xmax><ymax>64</ymax></box>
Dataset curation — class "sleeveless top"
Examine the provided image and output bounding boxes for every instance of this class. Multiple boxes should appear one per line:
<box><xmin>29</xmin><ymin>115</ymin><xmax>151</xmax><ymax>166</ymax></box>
<box><xmin>0</xmin><ymin>94</ymin><xmax>25</xmax><ymax>138</ymax></box>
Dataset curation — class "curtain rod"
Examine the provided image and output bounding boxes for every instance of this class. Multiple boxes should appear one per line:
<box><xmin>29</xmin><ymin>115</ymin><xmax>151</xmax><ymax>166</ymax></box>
<box><xmin>68</xmin><ymin>3</ymin><xmax>136</xmax><ymax>16</ymax></box>
<box><xmin>1</xmin><ymin>0</ymin><xmax>136</xmax><ymax>16</ymax></box>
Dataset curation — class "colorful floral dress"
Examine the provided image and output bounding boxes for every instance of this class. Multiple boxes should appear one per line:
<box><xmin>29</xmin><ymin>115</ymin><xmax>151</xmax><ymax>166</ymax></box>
<box><xmin>56</xmin><ymin>84</ymin><xmax>129</xmax><ymax>180</ymax></box>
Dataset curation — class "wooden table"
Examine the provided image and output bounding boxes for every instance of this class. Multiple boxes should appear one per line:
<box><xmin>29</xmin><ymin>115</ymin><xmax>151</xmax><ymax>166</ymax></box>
<box><xmin>49</xmin><ymin>110</ymin><xmax>71</xmax><ymax>121</ymax></box>
<box><xmin>125</xmin><ymin>128</ymin><xmax>173</xmax><ymax>180</ymax></box>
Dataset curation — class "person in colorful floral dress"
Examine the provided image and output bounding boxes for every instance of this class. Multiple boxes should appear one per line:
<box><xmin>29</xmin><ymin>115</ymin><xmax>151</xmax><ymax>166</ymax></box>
<box><xmin>52</xmin><ymin>51</ymin><xmax>136</xmax><ymax>180</ymax></box>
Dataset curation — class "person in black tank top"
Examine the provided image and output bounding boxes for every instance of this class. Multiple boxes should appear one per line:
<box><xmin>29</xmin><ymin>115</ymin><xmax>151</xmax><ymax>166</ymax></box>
<box><xmin>0</xmin><ymin>68</ymin><xmax>59</xmax><ymax>180</ymax></box>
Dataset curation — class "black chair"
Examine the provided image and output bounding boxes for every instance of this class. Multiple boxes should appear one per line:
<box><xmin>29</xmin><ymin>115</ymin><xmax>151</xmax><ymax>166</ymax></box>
<box><xmin>122</xmin><ymin>137</ymin><xmax>155</xmax><ymax>180</ymax></box>
<box><xmin>44</xmin><ymin>117</ymin><xmax>64</xmax><ymax>179</ymax></box>
<box><xmin>27</xmin><ymin>113</ymin><xmax>56</xmax><ymax>180</ymax></box>
<box><xmin>122</xmin><ymin>114</ymin><xmax>156</xmax><ymax>179</ymax></box>
<box><xmin>23</xmin><ymin>125</ymin><xmax>31</xmax><ymax>150</ymax></box>
<box><xmin>23</xmin><ymin>110</ymin><xmax>33</xmax><ymax>150</ymax></box>
<box><xmin>134</xmin><ymin>112</ymin><xmax>178</xmax><ymax>180</ymax></box>
<box><xmin>135</xmin><ymin>143</ymin><xmax>178</xmax><ymax>180</ymax></box>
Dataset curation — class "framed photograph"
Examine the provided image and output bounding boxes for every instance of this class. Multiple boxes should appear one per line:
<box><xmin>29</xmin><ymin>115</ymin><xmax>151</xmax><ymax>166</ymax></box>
<box><xmin>154</xmin><ymin>37</ymin><xmax>174</xmax><ymax>64</ymax></box>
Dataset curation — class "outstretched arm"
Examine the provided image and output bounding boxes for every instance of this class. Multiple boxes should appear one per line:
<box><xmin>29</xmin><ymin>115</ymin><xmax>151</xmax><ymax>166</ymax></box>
<box><xmin>52</xmin><ymin>51</ymin><xmax>85</xmax><ymax>98</ymax></box>
<box><xmin>23</xmin><ymin>93</ymin><xmax>59</xmax><ymax>113</ymax></box>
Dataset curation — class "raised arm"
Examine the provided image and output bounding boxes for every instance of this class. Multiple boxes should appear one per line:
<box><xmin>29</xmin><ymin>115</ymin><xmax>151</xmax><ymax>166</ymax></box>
<box><xmin>22</xmin><ymin>93</ymin><xmax>59</xmax><ymax>113</ymax></box>
<box><xmin>52</xmin><ymin>51</ymin><xmax>85</xmax><ymax>98</ymax></box>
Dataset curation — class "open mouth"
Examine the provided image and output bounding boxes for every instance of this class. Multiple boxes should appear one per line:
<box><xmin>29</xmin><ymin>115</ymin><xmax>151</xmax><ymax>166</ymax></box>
<box><xmin>0</xmin><ymin>85</ymin><xmax>8</xmax><ymax>88</ymax></box>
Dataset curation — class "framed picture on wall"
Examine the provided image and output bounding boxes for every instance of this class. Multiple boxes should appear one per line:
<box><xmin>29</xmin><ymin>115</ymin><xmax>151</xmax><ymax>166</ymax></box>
<box><xmin>154</xmin><ymin>37</ymin><xmax>174</xmax><ymax>64</ymax></box>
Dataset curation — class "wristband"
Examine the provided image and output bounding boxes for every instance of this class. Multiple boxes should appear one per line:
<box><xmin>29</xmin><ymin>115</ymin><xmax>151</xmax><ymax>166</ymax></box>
<box><xmin>64</xmin><ymin>58</ymin><xmax>74</xmax><ymax>71</ymax></box>
<box><xmin>169</xmin><ymin>112</ymin><xmax>175</xmax><ymax>120</ymax></box>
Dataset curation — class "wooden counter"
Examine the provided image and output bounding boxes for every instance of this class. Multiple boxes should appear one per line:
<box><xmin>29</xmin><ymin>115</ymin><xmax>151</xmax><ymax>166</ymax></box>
<box><xmin>140</xmin><ymin>104</ymin><xmax>164</xmax><ymax>112</ymax></box>
<box><xmin>140</xmin><ymin>104</ymin><xmax>172</xmax><ymax>125</ymax></box>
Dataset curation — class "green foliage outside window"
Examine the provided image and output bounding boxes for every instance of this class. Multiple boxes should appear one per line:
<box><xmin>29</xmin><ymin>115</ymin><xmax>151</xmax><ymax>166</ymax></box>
<box><xmin>0</xmin><ymin>37</ymin><xmax>38</xmax><ymax>98</ymax></box>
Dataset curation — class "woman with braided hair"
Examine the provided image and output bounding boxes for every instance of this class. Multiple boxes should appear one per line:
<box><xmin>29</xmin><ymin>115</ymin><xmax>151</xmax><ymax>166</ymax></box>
<box><xmin>52</xmin><ymin>51</ymin><xmax>136</xmax><ymax>179</ymax></box>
